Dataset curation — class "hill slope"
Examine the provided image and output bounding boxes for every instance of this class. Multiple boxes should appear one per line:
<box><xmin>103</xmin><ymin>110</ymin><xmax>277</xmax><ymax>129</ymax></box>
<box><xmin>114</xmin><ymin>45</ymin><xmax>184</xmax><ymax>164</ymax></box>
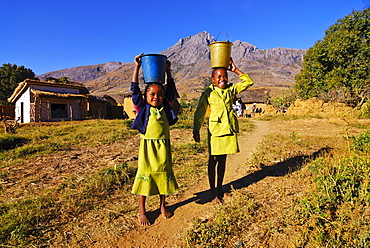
<box><xmin>38</xmin><ymin>31</ymin><xmax>307</xmax><ymax>102</ymax></box>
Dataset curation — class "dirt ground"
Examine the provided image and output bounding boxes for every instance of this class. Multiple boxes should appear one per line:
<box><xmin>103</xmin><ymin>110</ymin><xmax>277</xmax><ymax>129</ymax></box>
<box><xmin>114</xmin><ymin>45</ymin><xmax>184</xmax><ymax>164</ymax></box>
<box><xmin>1</xmin><ymin>117</ymin><xmax>367</xmax><ymax>247</ymax></box>
<box><xmin>118</xmin><ymin>121</ymin><xmax>268</xmax><ymax>247</ymax></box>
<box><xmin>115</xmin><ymin>117</ymin><xmax>367</xmax><ymax>247</ymax></box>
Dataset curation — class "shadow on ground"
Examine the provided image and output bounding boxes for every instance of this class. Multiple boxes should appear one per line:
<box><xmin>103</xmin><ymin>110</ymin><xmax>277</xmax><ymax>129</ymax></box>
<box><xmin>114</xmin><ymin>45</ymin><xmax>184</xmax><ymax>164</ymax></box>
<box><xmin>155</xmin><ymin>146</ymin><xmax>332</xmax><ymax>223</ymax></box>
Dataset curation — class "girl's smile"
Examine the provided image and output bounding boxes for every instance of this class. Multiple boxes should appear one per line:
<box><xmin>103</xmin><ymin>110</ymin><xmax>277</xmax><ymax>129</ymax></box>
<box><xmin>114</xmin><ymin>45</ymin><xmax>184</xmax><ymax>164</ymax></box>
<box><xmin>146</xmin><ymin>85</ymin><xmax>164</xmax><ymax>107</ymax></box>
<box><xmin>212</xmin><ymin>68</ymin><xmax>228</xmax><ymax>89</ymax></box>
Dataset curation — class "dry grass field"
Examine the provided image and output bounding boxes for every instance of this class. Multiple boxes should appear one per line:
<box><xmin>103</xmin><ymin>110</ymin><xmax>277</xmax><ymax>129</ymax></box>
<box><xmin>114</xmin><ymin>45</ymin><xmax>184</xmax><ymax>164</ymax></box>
<box><xmin>0</xmin><ymin>101</ymin><xmax>369</xmax><ymax>247</ymax></box>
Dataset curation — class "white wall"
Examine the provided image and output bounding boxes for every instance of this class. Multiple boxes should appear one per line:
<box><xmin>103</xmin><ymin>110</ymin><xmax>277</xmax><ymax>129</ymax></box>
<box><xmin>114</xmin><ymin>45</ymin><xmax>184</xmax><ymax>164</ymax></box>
<box><xmin>15</xmin><ymin>88</ymin><xmax>31</xmax><ymax>123</ymax></box>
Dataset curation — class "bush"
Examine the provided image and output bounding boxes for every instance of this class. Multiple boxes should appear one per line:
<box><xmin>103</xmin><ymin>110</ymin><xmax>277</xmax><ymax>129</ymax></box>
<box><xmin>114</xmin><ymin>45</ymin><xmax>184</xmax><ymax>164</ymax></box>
<box><xmin>297</xmin><ymin>132</ymin><xmax>370</xmax><ymax>247</ymax></box>
<box><xmin>360</xmin><ymin>101</ymin><xmax>370</xmax><ymax>118</ymax></box>
<box><xmin>350</xmin><ymin>130</ymin><xmax>370</xmax><ymax>153</ymax></box>
<box><xmin>269</xmin><ymin>90</ymin><xmax>297</xmax><ymax>112</ymax></box>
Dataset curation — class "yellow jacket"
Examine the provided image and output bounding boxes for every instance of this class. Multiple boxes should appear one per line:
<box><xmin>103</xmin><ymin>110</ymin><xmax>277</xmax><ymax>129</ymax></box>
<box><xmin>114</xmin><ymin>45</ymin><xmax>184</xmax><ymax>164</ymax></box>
<box><xmin>193</xmin><ymin>73</ymin><xmax>254</xmax><ymax>136</ymax></box>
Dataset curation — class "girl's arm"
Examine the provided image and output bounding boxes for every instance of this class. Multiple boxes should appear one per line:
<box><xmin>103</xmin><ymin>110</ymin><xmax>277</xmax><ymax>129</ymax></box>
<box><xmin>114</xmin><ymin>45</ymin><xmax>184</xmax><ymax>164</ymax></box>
<box><xmin>132</xmin><ymin>54</ymin><xmax>142</xmax><ymax>83</ymax></box>
<box><xmin>228</xmin><ymin>58</ymin><xmax>244</xmax><ymax>76</ymax></box>
<box><xmin>228</xmin><ymin>58</ymin><xmax>254</xmax><ymax>93</ymax></box>
<box><xmin>164</xmin><ymin>60</ymin><xmax>179</xmax><ymax>104</ymax></box>
<box><xmin>193</xmin><ymin>89</ymin><xmax>210</xmax><ymax>142</ymax></box>
<box><xmin>131</xmin><ymin>54</ymin><xmax>144</xmax><ymax>106</ymax></box>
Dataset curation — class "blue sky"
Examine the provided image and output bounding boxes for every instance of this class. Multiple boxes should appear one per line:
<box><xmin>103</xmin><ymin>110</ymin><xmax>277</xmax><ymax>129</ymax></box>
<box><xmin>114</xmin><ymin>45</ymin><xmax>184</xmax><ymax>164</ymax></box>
<box><xmin>1</xmin><ymin>0</ymin><xmax>369</xmax><ymax>75</ymax></box>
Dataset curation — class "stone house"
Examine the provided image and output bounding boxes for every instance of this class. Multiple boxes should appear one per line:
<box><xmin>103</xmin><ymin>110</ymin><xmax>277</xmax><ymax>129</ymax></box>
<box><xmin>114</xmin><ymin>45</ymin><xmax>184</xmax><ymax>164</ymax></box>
<box><xmin>8</xmin><ymin>79</ymin><xmax>89</xmax><ymax>123</ymax></box>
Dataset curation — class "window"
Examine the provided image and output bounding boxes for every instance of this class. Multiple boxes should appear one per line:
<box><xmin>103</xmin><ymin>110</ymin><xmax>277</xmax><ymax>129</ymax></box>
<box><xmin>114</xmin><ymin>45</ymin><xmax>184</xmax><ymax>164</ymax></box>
<box><xmin>51</xmin><ymin>103</ymin><xmax>68</xmax><ymax>118</ymax></box>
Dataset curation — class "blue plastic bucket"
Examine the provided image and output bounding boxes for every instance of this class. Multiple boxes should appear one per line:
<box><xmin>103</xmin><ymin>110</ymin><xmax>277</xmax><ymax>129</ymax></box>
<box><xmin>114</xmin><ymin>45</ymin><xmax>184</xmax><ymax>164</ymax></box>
<box><xmin>141</xmin><ymin>54</ymin><xmax>167</xmax><ymax>83</ymax></box>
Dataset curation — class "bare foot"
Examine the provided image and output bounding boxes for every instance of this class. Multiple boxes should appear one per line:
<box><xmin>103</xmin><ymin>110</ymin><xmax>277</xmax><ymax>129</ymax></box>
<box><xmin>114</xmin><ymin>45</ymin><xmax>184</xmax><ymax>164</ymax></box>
<box><xmin>138</xmin><ymin>213</ymin><xmax>151</xmax><ymax>226</ymax></box>
<box><xmin>161</xmin><ymin>207</ymin><xmax>173</xmax><ymax>219</ymax></box>
<box><xmin>223</xmin><ymin>192</ymin><xmax>232</xmax><ymax>198</ymax></box>
<box><xmin>211</xmin><ymin>196</ymin><xmax>223</xmax><ymax>204</ymax></box>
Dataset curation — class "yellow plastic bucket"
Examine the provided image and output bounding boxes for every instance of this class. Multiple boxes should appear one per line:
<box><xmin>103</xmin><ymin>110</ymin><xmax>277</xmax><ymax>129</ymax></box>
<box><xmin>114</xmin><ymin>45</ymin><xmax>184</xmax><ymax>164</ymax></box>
<box><xmin>208</xmin><ymin>41</ymin><xmax>233</xmax><ymax>68</ymax></box>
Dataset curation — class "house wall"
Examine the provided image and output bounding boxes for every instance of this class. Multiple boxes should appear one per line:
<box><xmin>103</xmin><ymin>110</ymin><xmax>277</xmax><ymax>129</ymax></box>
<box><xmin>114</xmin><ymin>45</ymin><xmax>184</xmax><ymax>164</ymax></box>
<box><xmin>89</xmin><ymin>102</ymin><xmax>108</xmax><ymax>119</ymax></box>
<box><xmin>70</xmin><ymin>100</ymin><xmax>84</xmax><ymax>120</ymax></box>
<box><xmin>33</xmin><ymin>98</ymin><xmax>84</xmax><ymax>122</ymax></box>
<box><xmin>123</xmin><ymin>96</ymin><xmax>136</xmax><ymax>119</ymax></box>
<box><xmin>109</xmin><ymin>106</ymin><xmax>124</xmax><ymax>119</ymax></box>
<box><xmin>15</xmin><ymin>88</ymin><xmax>31</xmax><ymax>123</ymax></box>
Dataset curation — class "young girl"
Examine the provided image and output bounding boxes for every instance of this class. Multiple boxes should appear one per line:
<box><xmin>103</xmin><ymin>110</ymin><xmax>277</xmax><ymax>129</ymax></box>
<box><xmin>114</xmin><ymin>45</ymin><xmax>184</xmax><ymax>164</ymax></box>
<box><xmin>193</xmin><ymin>59</ymin><xmax>254</xmax><ymax>203</ymax></box>
<box><xmin>131</xmin><ymin>54</ymin><xmax>179</xmax><ymax>226</ymax></box>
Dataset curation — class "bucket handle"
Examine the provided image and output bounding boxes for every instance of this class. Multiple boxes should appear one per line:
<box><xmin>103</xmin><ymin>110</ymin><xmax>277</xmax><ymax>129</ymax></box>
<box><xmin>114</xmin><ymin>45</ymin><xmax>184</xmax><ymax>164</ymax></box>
<box><xmin>215</xmin><ymin>31</ymin><xmax>229</xmax><ymax>42</ymax></box>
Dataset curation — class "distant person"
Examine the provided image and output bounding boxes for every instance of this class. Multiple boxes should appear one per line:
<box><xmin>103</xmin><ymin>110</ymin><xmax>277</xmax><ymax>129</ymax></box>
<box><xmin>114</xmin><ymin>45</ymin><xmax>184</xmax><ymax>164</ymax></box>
<box><xmin>244</xmin><ymin>105</ymin><xmax>250</xmax><ymax>117</ymax></box>
<box><xmin>193</xmin><ymin>58</ymin><xmax>254</xmax><ymax>203</ymax></box>
<box><xmin>251</xmin><ymin>103</ymin><xmax>257</xmax><ymax>117</ymax></box>
<box><xmin>130</xmin><ymin>54</ymin><xmax>179</xmax><ymax>226</ymax></box>
<box><xmin>236</xmin><ymin>98</ymin><xmax>243</xmax><ymax>117</ymax></box>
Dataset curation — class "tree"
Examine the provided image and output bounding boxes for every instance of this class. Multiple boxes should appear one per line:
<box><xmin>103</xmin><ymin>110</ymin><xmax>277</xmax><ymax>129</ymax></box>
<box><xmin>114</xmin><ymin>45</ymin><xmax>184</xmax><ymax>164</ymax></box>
<box><xmin>269</xmin><ymin>88</ymin><xmax>297</xmax><ymax>111</ymax></box>
<box><xmin>295</xmin><ymin>8</ymin><xmax>370</xmax><ymax>107</ymax></box>
<box><xmin>58</xmin><ymin>76</ymin><xmax>71</xmax><ymax>84</ymax></box>
<box><xmin>0</xmin><ymin>64</ymin><xmax>35</xmax><ymax>105</ymax></box>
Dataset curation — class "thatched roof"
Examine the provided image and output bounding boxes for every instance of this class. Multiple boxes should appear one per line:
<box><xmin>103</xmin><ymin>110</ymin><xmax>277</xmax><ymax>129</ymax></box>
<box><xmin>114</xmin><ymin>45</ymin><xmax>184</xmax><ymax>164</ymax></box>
<box><xmin>237</xmin><ymin>88</ymin><xmax>270</xmax><ymax>104</ymax></box>
<box><xmin>123</xmin><ymin>92</ymin><xmax>132</xmax><ymax>98</ymax></box>
<box><xmin>88</xmin><ymin>95</ymin><xmax>118</xmax><ymax>105</ymax></box>
<box><xmin>8</xmin><ymin>79</ymin><xmax>89</xmax><ymax>103</ymax></box>
<box><xmin>31</xmin><ymin>89</ymin><xmax>87</xmax><ymax>99</ymax></box>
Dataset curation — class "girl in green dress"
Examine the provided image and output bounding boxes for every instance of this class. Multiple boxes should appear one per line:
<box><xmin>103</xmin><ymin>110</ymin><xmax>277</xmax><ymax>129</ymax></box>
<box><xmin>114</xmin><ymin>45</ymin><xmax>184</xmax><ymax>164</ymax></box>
<box><xmin>131</xmin><ymin>54</ymin><xmax>179</xmax><ymax>226</ymax></box>
<box><xmin>193</xmin><ymin>58</ymin><xmax>254</xmax><ymax>203</ymax></box>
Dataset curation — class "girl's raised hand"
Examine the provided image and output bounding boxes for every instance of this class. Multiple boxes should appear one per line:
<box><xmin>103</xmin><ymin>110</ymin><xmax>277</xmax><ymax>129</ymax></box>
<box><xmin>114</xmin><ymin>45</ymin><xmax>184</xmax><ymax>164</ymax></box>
<box><xmin>228</xmin><ymin>58</ymin><xmax>237</xmax><ymax>72</ymax></box>
<box><xmin>228</xmin><ymin>58</ymin><xmax>244</xmax><ymax>75</ymax></box>
<box><xmin>134</xmin><ymin>54</ymin><xmax>143</xmax><ymax>66</ymax></box>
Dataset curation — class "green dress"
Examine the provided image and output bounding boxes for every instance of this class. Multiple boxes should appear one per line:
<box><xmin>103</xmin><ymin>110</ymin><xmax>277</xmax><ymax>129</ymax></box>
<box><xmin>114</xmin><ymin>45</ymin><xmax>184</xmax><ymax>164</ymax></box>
<box><xmin>131</xmin><ymin>106</ymin><xmax>178</xmax><ymax>196</ymax></box>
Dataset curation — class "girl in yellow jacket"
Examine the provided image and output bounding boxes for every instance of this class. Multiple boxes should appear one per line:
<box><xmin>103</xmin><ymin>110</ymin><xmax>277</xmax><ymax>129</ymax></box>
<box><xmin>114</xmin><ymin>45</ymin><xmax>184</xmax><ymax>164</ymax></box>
<box><xmin>193</xmin><ymin>59</ymin><xmax>254</xmax><ymax>203</ymax></box>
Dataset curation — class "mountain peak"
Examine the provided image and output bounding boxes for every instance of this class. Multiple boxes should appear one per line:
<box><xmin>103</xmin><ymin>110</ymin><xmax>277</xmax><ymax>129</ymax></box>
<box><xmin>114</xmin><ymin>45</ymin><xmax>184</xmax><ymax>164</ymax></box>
<box><xmin>38</xmin><ymin>31</ymin><xmax>307</xmax><ymax>101</ymax></box>
<box><xmin>161</xmin><ymin>31</ymin><xmax>214</xmax><ymax>65</ymax></box>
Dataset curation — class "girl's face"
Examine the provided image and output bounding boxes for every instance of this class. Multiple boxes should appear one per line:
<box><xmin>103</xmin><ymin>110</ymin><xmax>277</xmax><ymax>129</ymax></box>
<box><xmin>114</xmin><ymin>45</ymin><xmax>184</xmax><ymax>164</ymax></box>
<box><xmin>146</xmin><ymin>85</ymin><xmax>164</xmax><ymax>107</ymax></box>
<box><xmin>212</xmin><ymin>68</ymin><xmax>228</xmax><ymax>89</ymax></box>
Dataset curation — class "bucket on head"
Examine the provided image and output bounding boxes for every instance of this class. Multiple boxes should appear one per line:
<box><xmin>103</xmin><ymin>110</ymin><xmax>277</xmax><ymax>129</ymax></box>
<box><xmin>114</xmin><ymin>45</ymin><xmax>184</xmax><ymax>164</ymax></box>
<box><xmin>141</xmin><ymin>54</ymin><xmax>167</xmax><ymax>84</ymax></box>
<box><xmin>208</xmin><ymin>41</ymin><xmax>233</xmax><ymax>69</ymax></box>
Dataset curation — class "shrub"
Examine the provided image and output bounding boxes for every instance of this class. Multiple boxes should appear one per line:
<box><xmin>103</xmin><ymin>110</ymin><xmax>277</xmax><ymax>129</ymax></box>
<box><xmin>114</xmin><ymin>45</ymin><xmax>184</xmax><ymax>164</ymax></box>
<box><xmin>296</xmin><ymin>132</ymin><xmax>370</xmax><ymax>247</ymax></box>
<box><xmin>360</xmin><ymin>101</ymin><xmax>370</xmax><ymax>118</ymax></box>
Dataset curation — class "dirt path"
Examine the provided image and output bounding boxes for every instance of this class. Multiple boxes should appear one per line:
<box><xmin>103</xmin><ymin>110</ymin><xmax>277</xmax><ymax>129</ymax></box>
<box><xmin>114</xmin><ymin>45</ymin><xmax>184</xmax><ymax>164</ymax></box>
<box><xmin>117</xmin><ymin>120</ymin><xmax>271</xmax><ymax>247</ymax></box>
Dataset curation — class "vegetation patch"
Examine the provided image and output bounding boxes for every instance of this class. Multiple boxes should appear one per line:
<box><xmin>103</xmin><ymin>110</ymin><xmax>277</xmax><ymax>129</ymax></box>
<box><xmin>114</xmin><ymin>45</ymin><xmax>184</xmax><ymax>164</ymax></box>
<box><xmin>184</xmin><ymin>122</ymin><xmax>370</xmax><ymax>247</ymax></box>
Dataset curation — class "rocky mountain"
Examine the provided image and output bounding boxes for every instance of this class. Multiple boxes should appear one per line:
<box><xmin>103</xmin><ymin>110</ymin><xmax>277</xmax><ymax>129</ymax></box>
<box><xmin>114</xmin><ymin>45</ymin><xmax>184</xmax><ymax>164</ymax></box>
<box><xmin>38</xmin><ymin>31</ymin><xmax>307</xmax><ymax>102</ymax></box>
